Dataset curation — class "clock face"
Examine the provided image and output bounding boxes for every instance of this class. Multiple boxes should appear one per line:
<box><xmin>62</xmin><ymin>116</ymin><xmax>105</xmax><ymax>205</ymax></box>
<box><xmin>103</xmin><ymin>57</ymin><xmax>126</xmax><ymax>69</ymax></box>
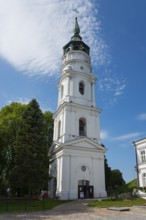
<box><xmin>81</xmin><ymin>165</ymin><xmax>86</xmax><ymax>172</ymax></box>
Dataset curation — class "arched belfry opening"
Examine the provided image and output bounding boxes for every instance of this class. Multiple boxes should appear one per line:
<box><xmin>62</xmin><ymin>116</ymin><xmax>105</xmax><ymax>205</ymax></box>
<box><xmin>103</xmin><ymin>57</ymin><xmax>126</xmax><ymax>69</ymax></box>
<box><xmin>79</xmin><ymin>81</ymin><xmax>85</xmax><ymax>95</ymax></box>
<box><xmin>79</xmin><ymin>117</ymin><xmax>86</xmax><ymax>136</ymax></box>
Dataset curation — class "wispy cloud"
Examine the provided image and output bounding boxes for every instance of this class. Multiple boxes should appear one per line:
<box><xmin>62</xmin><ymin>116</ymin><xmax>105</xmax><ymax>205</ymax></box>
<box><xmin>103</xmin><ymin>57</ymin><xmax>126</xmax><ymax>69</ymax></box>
<box><xmin>0</xmin><ymin>0</ymin><xmax>126</xmax><ymax>108</ymax></box>
<box><xmin>137</xmin><ymin>113</ymin><xmax>146</xmax><ymax>121</ymax></box>
<box><xmin>0</xmin><ymin>0</ymin><xmax>108</xmax><ymax>77</ymax></box>
<box><xmin>96</xmin><ymin>70</ymin><xmax>126</xmax><ymax>108</ymax></box>
<box><xmin>100</xmin><ymin>129</ymin><xmax>109</xmax><ymax>140</ymax></box>
<box><xmin>7</xmin><ymin>97</ymin><xmax>31</xmax><ymax>105</ymax></box>
<box><xmin>113</xmin><ymin>132</ymin><xmax>142</xmax><ymax>141</ymax></box>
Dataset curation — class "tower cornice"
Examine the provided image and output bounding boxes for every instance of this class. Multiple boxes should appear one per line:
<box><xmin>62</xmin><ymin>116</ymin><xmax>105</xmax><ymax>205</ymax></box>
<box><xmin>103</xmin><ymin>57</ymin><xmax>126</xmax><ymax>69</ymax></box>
<box><xmin>54</xmin><ymin>101</ymin><xmax>102</xmax><ymax>119</ymax></box>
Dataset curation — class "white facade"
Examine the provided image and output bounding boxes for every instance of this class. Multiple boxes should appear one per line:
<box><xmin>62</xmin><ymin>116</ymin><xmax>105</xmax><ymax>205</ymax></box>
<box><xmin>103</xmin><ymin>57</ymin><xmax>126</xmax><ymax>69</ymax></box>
<box><xmin>133</xmin><ymin>138</ymin><xmax>146</xmax><ymax>187</ymax></box>
<box><xmin>49</xmin><ymin>18</ymin><xmax>107</xmax><ymax>200</ymax></box>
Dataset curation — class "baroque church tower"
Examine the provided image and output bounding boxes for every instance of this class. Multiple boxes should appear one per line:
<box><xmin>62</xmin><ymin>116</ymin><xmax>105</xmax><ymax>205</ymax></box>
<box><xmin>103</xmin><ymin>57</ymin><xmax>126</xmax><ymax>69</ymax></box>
<box><xmin>49</xmin><ymin>18</ymin><xmax>107</xmax><ymax>200</ymax></box>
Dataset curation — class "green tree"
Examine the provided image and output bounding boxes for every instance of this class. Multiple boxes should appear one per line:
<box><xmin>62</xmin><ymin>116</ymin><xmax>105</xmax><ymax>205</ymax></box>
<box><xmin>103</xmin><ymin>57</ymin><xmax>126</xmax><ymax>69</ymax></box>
<box><xmin>110</xmin><ymin>169</ymin><xmax>125</xmax><ymax>188</ymax></box>
<box><xmin>104</xmin><ymin>156</ymin><xmax>112</xmax><ymax>189</ymax></box>
<box><xmin>0</xmin><ymin>130</ymin><xmax>6</xmax><ymax>193</ymax></box>
<box><xmin>43</xmin><ymin>111</ymin><xmax>54</xmax><ymax>148</ymax></box>
<box><xmin>110</xmin><ymin>169</ymin><xmax>126</xmax><ymax>196</ymax></box>
<box><xmin>104</xmin><ymin>149</ymin><xmax>126</xmax><ymax>195</ymax></box>
<box><xmin>0</xmin><ymin>102</ymin><xmax>26</xmax><ymax>194</ymax></box>
<box><xmin>9</xmin><ymin>99</ymin><xmax>49</xmax><ymax>196</ymax></box>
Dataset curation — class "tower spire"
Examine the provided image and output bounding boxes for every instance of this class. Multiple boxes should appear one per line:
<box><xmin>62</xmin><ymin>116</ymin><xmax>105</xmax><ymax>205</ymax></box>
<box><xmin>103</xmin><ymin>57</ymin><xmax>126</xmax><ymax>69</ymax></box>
<box><xmin>73</xmin><ymin>17</ymin><xmax>80</xmax><ymax>36</ymax></box>
<box><xmin>71</xmin><ymin>17</ymin><xmax>82</xmax><ymax>41</ymax></box>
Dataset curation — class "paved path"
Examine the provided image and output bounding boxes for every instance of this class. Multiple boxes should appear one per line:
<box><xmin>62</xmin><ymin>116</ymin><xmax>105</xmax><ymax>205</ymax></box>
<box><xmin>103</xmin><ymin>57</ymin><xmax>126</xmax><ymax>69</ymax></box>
<box><xmin>0</xmin><ymin>199</ymin><xmax>146</xmax><ymax>220</ymax></box>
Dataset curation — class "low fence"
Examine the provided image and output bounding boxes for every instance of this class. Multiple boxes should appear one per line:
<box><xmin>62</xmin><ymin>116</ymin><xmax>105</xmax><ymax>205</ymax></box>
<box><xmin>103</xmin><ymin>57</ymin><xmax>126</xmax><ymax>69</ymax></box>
<box><xmin>0</xmin><ymin>197</ymin><xmax>48</xmax><ymax>212</ymax></box>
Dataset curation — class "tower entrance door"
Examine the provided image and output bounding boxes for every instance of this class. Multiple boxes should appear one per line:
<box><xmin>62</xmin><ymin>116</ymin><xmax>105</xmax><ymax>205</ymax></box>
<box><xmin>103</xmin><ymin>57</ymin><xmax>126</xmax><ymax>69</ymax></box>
<box><xmin>78</xmin><ymin>180</ymin><xmax>94</xmax><ymax>199</ymax></box>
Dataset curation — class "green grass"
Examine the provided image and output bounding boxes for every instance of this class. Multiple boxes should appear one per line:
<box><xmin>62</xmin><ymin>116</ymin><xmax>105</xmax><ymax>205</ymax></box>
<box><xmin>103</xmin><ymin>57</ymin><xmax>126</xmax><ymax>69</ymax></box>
<box><xmin>0</xmin><ymin>199</ymin><xmax>69</xmax><ymax>213</ymax></box>
<box><xmin>88</xmin><ymin>198</ymin><xmax>146</xmax><ymax>207</ymax></box>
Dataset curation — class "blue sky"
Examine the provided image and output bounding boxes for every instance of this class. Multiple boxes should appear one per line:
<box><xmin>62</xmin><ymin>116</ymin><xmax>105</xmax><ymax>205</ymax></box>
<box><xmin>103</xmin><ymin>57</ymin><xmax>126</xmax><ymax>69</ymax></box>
<box><xmin>0</xmin><ymin>0</ymin><xmax>146</xmax><ymax>183</ymax></box>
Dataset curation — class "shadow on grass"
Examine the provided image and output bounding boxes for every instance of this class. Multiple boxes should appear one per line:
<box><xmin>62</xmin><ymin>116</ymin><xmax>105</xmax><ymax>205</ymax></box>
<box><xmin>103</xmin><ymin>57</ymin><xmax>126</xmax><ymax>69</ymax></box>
<box><xmin>0</xmin><ymin>199</ymin><xmax>95</xmax><ymax>220</ymax></box>
<box><xmin>0</xmin><ymin>198</ymin><xmax>69</xmax><ymax>213</ymax></box>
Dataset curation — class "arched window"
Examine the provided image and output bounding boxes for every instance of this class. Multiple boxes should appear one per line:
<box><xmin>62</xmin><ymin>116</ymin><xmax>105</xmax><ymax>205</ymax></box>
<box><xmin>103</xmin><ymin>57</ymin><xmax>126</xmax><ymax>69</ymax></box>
<box><xmin>79</xmin><ymin>117</ymin><xmax>86</xmax><ymax>136</ymax></box>
<box><xmin>58</xmin><ymin>120</ymin><xmax>61</xmax><ymax>139</ymax></box>
<box><xmin>61</xmin><ymin>85</ymin><xmax>64</xmax><ymax>99</ymax></box>
<box><xmin>143</xmin><ymin>173</ymin><xmax>146</xmax><ymax>187</ymax></box>
<box><xmin>79</xmin><ymin>81</ymin><xmax>85</xmax><ymax>95</ymax></box>
<box><xmin>141</xmin><ymin>150</ymin><xmax>146</xmax><ymax>163</ymax></box>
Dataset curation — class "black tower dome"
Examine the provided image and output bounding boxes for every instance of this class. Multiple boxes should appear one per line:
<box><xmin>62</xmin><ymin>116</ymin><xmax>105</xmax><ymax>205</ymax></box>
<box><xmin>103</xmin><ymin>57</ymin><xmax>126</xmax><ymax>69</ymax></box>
<box><xmin>63</xmin><ymin>17</ymin><xmax>90</xmax><ymax>55</ymax></box>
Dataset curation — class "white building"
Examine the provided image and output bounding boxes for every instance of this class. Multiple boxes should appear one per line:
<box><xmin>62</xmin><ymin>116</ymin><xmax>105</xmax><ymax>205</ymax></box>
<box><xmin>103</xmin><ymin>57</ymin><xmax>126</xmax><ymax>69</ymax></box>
<box><xmin>49</xmin><ymin>18</ymin><xmax>107</xmax><ymax>200</ymax></box>
<box><xmin>133</xmin><ymin>138</ymin><xmax>146</xmax><ymax>187</ymax></box>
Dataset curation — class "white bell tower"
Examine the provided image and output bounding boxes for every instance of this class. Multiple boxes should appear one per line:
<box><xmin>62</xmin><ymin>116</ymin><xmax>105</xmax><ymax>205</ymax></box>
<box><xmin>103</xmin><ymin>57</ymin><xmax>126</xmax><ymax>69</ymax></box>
<box><xmin>49</xmin><ymin>17</ymin><xmax>107</xmax><ymax>200</ymax></box>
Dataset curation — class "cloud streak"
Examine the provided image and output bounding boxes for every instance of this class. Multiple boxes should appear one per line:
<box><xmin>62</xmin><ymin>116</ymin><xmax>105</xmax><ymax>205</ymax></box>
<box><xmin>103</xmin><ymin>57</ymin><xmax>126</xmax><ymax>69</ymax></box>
<box><xmin>0</xmin><ymin>0</ymin><xmax>126</xmax><ymax>108</ymax></box>
<box><xmin>100</xmin><ymin>129</ymin><xmax>109</xmax><ymax>140</ymax></box>
<box><xmin>0</xmin><ymin>0</ymin><xmax>108</xmax><ymax>77</ymax></box>
<box><xmin>96</xmin><ymin>70</ymin><xmax>126</xmax><ymax>108</ymax></box>
<box><xmin>113</xmin><ymin>132</ymin><xmax>142</xmax><ymax>141</ymax></box>
<box><xmin>137</xmin><ymin>113</ymin><xmax>146</xmax><ymax>121</ymax></box>
<box><xmin>100</xmin><ymin>130</ymin><xmax>141</xmax><ymax>142</ymax></box>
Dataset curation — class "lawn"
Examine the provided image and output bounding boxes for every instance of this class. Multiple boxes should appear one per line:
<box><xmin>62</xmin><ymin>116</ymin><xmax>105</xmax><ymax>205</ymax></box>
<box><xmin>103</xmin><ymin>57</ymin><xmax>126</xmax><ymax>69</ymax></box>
<box><xmin>0</xmin><ymin>198</ymin><xmax>69</xmax><ymax>213</ymax></box>
<box><xmin>88</xmin><ymin>198</ymin><xmax>146</xmax><ymax>207</ymax></box>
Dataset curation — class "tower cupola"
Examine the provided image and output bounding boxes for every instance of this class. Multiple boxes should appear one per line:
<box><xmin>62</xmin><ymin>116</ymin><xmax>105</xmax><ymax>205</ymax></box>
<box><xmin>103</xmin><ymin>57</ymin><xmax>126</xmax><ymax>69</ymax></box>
<box><xmin>63</xmin><ymin>17</ymin><xmax>90</xmax><ymax>55</ymax></box>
